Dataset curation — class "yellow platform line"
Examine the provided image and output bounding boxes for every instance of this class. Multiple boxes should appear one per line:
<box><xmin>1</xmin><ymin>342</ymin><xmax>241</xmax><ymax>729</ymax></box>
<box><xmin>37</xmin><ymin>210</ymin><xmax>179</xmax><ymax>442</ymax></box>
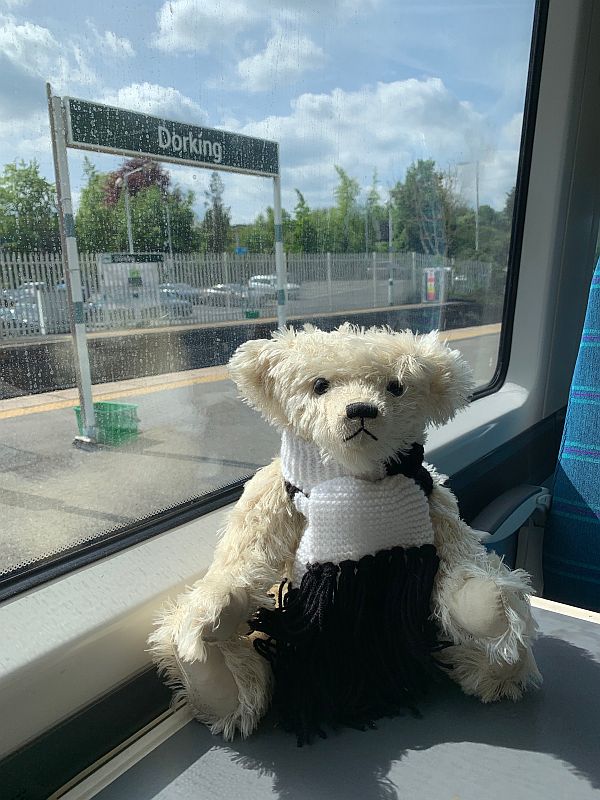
<box><xmin>0</xmin><ymin>324</ymin><xmax>500</xmax><ymax>421</ymax></box>
<box><xmin>0</xmin><ymin>371</ymin><xmax>229</xmax><ymax>420</ymax></box>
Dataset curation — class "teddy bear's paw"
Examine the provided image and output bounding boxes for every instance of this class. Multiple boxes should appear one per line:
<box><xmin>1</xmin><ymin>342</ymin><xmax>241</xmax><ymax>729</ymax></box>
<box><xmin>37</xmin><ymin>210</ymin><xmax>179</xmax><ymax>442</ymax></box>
<box><xmin>440</xmin><ymin>561</ymin><xmax>537</xmax><ymax>664</ymax></box>
<box><xmin>442</xmin><ymin>642</ymin><xmax>542</xmax><ymax>703</ymax></box>
<box><xmin>176</xmin><ymin>645</ymin><xmax>241</xmax><ymax>721</ymax></box>
<box><xmin>175</xmin><ymin>586</ymin><xmax>250</xmax><ymax>662</ymax></box>
<box><xmin>448</xmin><ymin>577</ymin><xmax>508</xmax><ymax>640</ymax></box>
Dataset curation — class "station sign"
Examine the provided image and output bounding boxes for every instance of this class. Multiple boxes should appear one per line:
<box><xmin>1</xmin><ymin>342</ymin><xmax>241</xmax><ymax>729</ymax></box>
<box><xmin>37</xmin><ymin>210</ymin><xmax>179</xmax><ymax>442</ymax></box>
<box><xmin>64</xmin><ymin>97</ymin><xmax>279</xmax><ymax>177</ymax></box>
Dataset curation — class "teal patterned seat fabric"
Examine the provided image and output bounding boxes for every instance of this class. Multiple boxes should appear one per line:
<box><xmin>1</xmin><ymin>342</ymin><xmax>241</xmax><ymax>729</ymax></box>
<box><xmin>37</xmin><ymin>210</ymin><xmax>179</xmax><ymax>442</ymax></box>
<box><xmin>543</xmin><ymin>259</ymin><xmax>600</xmax><ymax>611</ymax></box>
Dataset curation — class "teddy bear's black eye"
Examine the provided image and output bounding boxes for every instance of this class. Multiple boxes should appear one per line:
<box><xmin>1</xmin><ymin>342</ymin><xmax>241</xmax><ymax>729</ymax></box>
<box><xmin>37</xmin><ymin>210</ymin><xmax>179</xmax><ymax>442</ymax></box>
<box><xmin>313</xmin><ymin>378</ymin><xmax>330</xmax><ymax>395</ymax></box>
<box><xmin>387</xmin><ymin>379</ymin><xmax>404</xmax><ymax>397</ymax></box>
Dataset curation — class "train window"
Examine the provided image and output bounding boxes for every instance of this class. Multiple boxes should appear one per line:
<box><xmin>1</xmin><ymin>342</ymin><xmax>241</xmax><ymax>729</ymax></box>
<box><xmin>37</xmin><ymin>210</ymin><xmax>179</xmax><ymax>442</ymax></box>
<box><xmin>0</xmin><ymin>0</ymin><xmax>538</xmax><ymax>595</ymax></box>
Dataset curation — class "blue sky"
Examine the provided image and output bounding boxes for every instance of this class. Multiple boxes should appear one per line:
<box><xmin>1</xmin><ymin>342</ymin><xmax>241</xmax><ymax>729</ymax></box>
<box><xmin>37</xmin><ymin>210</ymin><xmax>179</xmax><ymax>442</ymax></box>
<box><xmin>0</xmin><ymin>0</ymin><xmax>535</xmax><ymax>224</ymax></box>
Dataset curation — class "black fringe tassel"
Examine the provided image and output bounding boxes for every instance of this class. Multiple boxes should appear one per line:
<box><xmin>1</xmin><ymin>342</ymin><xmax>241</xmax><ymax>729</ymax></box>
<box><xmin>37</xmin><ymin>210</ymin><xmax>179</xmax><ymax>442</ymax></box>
<box><xmin>251</xmin><ymin>543</ymin><xmax>442</xmax><ymax>745</ymax></box>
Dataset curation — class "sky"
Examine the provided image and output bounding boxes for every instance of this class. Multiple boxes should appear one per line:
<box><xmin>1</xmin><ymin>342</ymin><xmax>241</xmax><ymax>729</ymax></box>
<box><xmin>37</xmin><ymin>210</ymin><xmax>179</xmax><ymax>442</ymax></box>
<box><xmin>0</xmin><ymin>0</ymin><xmax>536</xmax><ymax>225</ymax></box>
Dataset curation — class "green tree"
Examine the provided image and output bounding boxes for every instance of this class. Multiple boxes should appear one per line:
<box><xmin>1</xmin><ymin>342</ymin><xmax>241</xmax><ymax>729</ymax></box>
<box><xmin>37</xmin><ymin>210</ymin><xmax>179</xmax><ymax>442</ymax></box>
<box><xmin>365</xmin><ymin>170</ymin><xmax>389</xmax><ymax>252</ymax></box>
<box><xmin>76</xmin><ymin>158</ymin><xmax>199</xmax><ymax>253</ymax></box>
<box><xmin>202</xmin><ymin>172</ymin><xmax>231</xmax><ymax>253</ymax></box>
<box><xmin>0</xmin><ymin>160</ymin><xmax>59</xmax><ymax>251</ymax></box>
<box><xmin>76</xmin><ymin>158</ymin><xmax>122</xmax><ymax>252</ymax></box>
<box><xmin>291</xmin><ymin>190</ymin><xmax>318</xmax><ymax>253</ymax></box>
<box><xmin>391</xmin><ymin>160</ymin><xmax>448</xmax><ymax>256</ymax></box>
<box><xmin>332</xmin><ymin>165</ymin><xmax>363</xmax><ymax>252</ymax></box>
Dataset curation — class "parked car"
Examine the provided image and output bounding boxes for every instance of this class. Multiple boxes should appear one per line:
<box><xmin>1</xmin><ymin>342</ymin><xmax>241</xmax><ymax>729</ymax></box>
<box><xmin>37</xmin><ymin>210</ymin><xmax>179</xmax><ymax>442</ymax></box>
<box><xmin>85</xmin><ymin>292</ymin><xmax>193</xmax><ymax>326</ymax></box>
<box><xmin>248</xmin><ymin>274</ymin><xmax>301</xmax><ymax>301</ymax></box>
<box><xmin>158</xmin><ymin>282</ymin><xmax>205</xmax><ymax>305</ymax></box>
<box><xmin>200</xmin><ymin>283</ymin><xmax>253</xmax><ymax>307</ymax></box>
<box><xmin>0</xmin><ymin>306</ymin><xmax>17</xmax><ymax>331</ymax></box>
<box><xmin>158</xmin><ymin>288</ymin><xmax>194</xmax><ymax>318</ymax></box>
<box><xmin>0</xmin><ymin>302</ymin><xmax>41</xmax><ymax>333</ymax></box>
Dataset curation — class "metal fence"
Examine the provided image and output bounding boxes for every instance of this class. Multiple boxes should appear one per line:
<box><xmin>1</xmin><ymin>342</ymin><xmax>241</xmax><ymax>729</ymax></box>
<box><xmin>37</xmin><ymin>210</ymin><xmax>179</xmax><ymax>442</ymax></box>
<box><xmin>0</xmin><ymin>250</ymin><xmax>494</xmax><ymax>339</ymax></box>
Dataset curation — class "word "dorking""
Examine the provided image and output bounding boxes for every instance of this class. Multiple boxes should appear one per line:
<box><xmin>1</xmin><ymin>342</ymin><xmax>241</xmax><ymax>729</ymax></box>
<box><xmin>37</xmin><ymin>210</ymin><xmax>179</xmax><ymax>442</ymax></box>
<box><xmin>158</xmin><ymin>125</ymin><xmax>223</xmax><ymax>164</ymax></box>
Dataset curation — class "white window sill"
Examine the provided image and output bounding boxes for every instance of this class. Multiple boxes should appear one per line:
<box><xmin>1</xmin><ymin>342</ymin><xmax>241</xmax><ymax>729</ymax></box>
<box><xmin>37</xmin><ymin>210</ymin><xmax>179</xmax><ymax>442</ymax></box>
<box><xmin>0</xmin><ymin>382</ymin><xmax>534</xmax><ymax>758</ymax></box>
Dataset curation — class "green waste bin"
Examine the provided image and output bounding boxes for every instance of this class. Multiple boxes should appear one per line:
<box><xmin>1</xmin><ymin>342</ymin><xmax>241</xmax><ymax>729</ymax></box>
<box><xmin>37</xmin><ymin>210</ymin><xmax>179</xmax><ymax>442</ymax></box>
<box><xmin>74</xmin><ymin>401</ymin><xmax>140</xmax><ymax>446</ymax></box>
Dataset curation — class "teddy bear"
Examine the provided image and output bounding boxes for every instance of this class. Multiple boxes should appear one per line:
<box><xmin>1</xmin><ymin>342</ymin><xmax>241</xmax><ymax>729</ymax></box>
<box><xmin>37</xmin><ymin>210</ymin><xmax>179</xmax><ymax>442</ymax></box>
<box><xmin>149</xmin><ymin>324</ymin><xmax>540</xmax><ymax>744</ymax></box>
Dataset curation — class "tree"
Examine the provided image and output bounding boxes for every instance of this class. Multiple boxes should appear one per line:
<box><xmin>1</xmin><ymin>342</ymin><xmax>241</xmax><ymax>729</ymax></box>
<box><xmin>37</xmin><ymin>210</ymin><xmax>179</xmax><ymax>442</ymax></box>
<box><xmin>331</xmin><ymin>165</ymin><xmax>363</xmax><ymax>252</ymax></box>
<box><xmin>291</xmin><ymin>190</ymin><xmax>318</xmax><ymax>253</ymax></box>
<box><xmin>103</xmin><ymin>158</ymin><xmax>169</xmax><ymax>205</ymax></box>
<box><xmin>76</xmin><ymin>158</ymin><xmax>123</xmax><ymax>252</ymax></box>
<box><xmin>391</xmin><ymin>160</ymin><xmax>448</xmax><ymax>256</ymax></box>
<box><xmin>0</xmin><ymin>160</ymin><xmax>59</xmax><ymax>251</ymax></box>
<box><xmin>201</xmin><ymin>172</ymin><xmax>231</xmax><ymax>253</ymax></box>
<box><xmin>76</xmin><ymin>158</ymin><xmax>199</xmax><ymax>253</ymax></box>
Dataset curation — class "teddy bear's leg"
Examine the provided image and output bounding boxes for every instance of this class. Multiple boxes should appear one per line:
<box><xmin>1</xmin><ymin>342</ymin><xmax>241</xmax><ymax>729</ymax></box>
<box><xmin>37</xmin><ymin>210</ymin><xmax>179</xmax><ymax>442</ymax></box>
<box><xmin>150</xmin><ymin>611</ymin><xmax>272</xmax><ymax>740</ymax></box>
<box><xmin>428</xmin><ymin>481</ymin><xmax>541</xmax><ymax>700</ymax></box>
<box><xmin>439</xmin><ymin>641</ymin><xmax>541</xmax><ymax>702</ymax></box>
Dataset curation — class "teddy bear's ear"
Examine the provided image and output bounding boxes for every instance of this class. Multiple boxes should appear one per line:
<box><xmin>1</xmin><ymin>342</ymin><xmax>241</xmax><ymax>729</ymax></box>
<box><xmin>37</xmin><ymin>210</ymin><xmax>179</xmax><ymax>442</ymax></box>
<box><xmin>228</xmin><ymin>332</ymin><xmax>292</xmax><ymax>425</ymax></box>
<box><xmin>410</xmin><ymin>331</ymin><xmax>475</xmax><ymax>426</ymax></box>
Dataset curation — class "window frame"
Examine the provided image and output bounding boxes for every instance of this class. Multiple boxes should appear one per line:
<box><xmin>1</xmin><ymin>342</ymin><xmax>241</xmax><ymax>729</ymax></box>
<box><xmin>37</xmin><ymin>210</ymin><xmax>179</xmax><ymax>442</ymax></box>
<box><xmin>0</xmin><ymin>0</ymin><xmax>549</xmax><ymax>603</ymax></box>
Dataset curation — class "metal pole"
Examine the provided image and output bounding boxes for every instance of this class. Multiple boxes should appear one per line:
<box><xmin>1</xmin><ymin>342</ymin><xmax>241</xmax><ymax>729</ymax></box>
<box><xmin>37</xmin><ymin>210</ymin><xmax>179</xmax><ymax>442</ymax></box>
<box><xmin>326</xmin><ymin>251</ymin><xmax>333</xmax><ymax>312</ymax></box>
<box><xmin>387</xmin><ymin>203</ymin><xmax>393</xmax><ymax>306</ymax></box>
<box><xmin>273</xmin><ymin>172</ymin><xmax>287</xmax><ymax>329</ymax></box>
<box><xmin>47</xmin><ymin>85</ymin><xmax>96</xmax><ymax>442</ymax></box>
<box><xmin>124</xmin><ymin>175</ymin><xmax>134</xmax><ymax>254</ymax></box>
<box><xmin>372</xmin><ymin>251</ymin><xmax>377</xmax><ymax>308</ymax></box>
<box><xmin>475</xmin><ymin>160</ymin><xmax>480</xmax><ymax>253</ymax></box>
<box><xmin>223</xmin><ymin>251</ymin><xmax>230</xmax><ymax>315</ymax></box>
<box><xmin>165</xmin><ymin>201</ymin><xmax>173</xmax><ymax>260</ymax></box>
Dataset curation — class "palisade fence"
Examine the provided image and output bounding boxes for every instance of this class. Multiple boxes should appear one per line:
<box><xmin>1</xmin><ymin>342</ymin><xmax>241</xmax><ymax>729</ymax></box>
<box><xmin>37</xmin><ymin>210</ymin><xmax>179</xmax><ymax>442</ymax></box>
<box><xmin>0</xmin><ymin>250</ymin><xmax>494</xmax><ymax>339</ymax></box>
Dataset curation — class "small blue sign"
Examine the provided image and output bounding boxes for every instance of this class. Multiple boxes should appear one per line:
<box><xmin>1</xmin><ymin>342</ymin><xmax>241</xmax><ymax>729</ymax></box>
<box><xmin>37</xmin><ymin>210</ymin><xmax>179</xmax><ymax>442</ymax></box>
<box><xmin>235</xmin><ymin>246</ymin><xmax>248</xmax><ymax>255</ymax></box>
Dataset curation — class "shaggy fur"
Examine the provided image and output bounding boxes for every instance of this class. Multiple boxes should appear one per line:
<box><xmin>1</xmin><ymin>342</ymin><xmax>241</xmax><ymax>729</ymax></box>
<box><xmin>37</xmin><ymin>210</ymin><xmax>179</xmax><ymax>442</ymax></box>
<box><xmin>149</xmin><ymin>325</ymin><xmax>540</xmax><ymax>739</ymax></box>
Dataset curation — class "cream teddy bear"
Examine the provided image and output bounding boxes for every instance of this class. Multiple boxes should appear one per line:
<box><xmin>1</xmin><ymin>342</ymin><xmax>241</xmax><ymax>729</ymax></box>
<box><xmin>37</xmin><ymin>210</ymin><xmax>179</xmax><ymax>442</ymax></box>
<box><xmin>149</xmin><ymin>324</ymin><xmax>540</xmax><ymax>743</ymax></box>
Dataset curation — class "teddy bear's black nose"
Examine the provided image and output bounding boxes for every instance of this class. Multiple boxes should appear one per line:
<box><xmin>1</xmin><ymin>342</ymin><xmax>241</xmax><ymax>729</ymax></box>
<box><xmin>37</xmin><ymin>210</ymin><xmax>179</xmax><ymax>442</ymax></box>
<box><xmin>346</xmin><ymin>402</ymin><xmax>378</xmax><ymax>420</ymax></box>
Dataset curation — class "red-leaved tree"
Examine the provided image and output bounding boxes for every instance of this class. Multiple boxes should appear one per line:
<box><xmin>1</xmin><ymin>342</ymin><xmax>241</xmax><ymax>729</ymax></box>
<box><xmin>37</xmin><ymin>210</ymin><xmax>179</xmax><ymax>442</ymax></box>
<box><xmin>104</xmin><ymin>158</ymin><xmax>170</xmax><ymax>205</ymax></box>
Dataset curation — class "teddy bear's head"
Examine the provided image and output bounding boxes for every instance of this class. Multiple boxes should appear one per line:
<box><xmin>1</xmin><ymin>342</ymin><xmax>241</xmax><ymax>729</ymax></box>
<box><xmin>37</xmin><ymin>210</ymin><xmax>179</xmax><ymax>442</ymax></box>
<box><xmin>229</xmin><ymin>324</ymin><xmax>473</xmax><ymax>475</ymax></box>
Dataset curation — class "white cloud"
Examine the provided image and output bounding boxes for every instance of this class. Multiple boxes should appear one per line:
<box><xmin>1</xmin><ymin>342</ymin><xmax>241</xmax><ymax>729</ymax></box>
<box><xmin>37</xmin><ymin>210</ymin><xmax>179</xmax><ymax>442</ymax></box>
<box><xmin>218</xmin><ymin>77</ymin><xmax>519</xmax><ymax>218</ymax></box>
<box><xmin>0</xmin><ymin>14</ymin><xmax>97</xmax><ymax>118</ymax></box>
<box><xmin>155</xmin><ymin>0</ymin><xmax>255</xmax><ymax>53</ymax></box>
<box><xmin>86</xmin><ymin>21</ymin><xmax>135</xmax><ymax>59</ymax></box>
<box><xmin>237</xmin><ymin>32</ymin><xmax>325</xmax><ymax>92</ymax></box>
<box><xmin>154</xmin><ymin>0</ymin><xmax>378</xmax><ymax>54</ymax></box>
<box><xmin>102</xmin><ymin>30</ymin><xmax>135</xmax><ymax>58</ymax></box>
<box><xmin>101</xmin><ymin>82</ymin><xmax>207</xmax><ymax>123</ymax></box>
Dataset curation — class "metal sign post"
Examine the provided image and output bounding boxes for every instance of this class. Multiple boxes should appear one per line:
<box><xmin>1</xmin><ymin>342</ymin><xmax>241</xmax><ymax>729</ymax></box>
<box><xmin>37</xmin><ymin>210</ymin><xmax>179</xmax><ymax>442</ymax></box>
<box><xmin>273</xmin><ymin>171</ymin><xmax>287</xmax><ymax>329</ymax></box>
<box><xmin>46</xmin><ymin>88</ymin><xmax>287</xmax><ymax>446</ymax></box>
<box><xmin>47</xmin><ymin>84</ymin><xmax>96</xmax><ymax>443</ymax></box>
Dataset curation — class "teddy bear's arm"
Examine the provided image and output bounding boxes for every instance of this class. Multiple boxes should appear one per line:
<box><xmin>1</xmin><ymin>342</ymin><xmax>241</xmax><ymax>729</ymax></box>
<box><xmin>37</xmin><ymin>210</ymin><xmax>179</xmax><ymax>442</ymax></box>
<box><xmin>169</xmin><ymin>457</ymin><xmax>304</xmax><ymax>662</ymax></box>
<box><xmin>428</xmin><ymin>478</ymin><xmax>537</xmax><ymax>665</ymax></box>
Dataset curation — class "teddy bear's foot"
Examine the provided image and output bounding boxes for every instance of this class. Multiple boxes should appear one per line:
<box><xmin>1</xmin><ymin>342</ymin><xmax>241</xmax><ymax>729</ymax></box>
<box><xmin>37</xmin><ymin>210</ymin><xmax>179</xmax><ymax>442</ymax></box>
<box><xmin>175</xmin><ymin>644</ymin><xmax>240</xmax><ymax>720</ymax></box>
<box><xmin>440</xmin><ymin>642</ymin><xmax>542</xmax><ymax>702</ymax></box>
<box><xmin>436</xmin><ymin>553</ymin><xmax>538</xmax><ymax>664</ymax></box>
<box><xmin>149</xmin><ymin>619</ymin><xmax>272</xmax><ymax>740</ymax></box>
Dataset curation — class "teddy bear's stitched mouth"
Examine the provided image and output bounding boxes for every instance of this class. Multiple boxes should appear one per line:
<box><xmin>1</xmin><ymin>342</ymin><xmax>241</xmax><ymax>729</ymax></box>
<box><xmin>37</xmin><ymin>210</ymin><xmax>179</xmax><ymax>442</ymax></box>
<box><xmin>343</xmin><ymin>423</ymin><xmax>378</xmax><ymax>442</ymax></box>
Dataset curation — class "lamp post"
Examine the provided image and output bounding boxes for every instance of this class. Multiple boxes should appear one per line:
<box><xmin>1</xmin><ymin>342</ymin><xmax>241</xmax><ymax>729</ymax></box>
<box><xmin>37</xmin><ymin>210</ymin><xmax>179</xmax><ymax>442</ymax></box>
<box><xmin>115</xmin><ymin>163</ymin><xmax>149</xmax><ymax>254</ymax></box>
<box><xmin>457</xmin><ymin>160</ymin><xmax>480</xmax><ymax>253</ymax></box>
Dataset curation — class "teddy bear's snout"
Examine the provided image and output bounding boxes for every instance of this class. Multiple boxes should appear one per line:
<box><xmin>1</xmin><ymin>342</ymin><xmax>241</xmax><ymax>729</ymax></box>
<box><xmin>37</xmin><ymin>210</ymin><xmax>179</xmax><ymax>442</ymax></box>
<box><xmin>345</xmin><ymin>402</ymin><xmax>379</xmax><ymax>420</ymax></box>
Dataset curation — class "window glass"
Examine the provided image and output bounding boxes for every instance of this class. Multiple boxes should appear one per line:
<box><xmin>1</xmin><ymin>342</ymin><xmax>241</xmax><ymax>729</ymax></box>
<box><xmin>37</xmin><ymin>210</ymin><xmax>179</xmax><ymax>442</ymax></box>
<box><xmin>0</xmin><ymin>0</ymin><xmax>536</xmax><ymax>582</ymax></box>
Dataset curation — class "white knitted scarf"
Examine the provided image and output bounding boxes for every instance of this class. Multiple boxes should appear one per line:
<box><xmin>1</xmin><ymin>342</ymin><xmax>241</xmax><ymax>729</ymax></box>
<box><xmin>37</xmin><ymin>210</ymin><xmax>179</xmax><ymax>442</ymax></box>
<box><xmin>280</xmin><ymin>428</ymin><xmax>435</xmax><ymax>583</ymax></box>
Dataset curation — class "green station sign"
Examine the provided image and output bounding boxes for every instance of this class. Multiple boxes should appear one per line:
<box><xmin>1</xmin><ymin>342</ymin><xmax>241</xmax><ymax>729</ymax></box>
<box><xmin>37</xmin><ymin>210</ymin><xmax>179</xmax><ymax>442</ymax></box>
<box><xmin>64</xmin><ymin>97</ymin><xmax>279</xmax><ymax>177</ymax></box>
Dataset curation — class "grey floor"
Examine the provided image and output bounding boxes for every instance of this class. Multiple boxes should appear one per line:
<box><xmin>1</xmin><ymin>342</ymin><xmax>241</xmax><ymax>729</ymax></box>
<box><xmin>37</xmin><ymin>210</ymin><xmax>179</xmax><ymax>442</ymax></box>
<box><xmin>97</xmin><ymin>606</ymin><xmax>600</xmax><ymax>800</ymax></box>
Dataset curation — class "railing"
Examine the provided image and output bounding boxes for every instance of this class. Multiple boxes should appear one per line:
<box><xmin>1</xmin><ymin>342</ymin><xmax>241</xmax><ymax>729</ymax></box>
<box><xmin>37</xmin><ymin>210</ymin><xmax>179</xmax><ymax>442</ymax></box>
<box><xmin>0</xmin><ymin>250</ymin><xmax>494</xmax><ymax>339</ymax></box>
